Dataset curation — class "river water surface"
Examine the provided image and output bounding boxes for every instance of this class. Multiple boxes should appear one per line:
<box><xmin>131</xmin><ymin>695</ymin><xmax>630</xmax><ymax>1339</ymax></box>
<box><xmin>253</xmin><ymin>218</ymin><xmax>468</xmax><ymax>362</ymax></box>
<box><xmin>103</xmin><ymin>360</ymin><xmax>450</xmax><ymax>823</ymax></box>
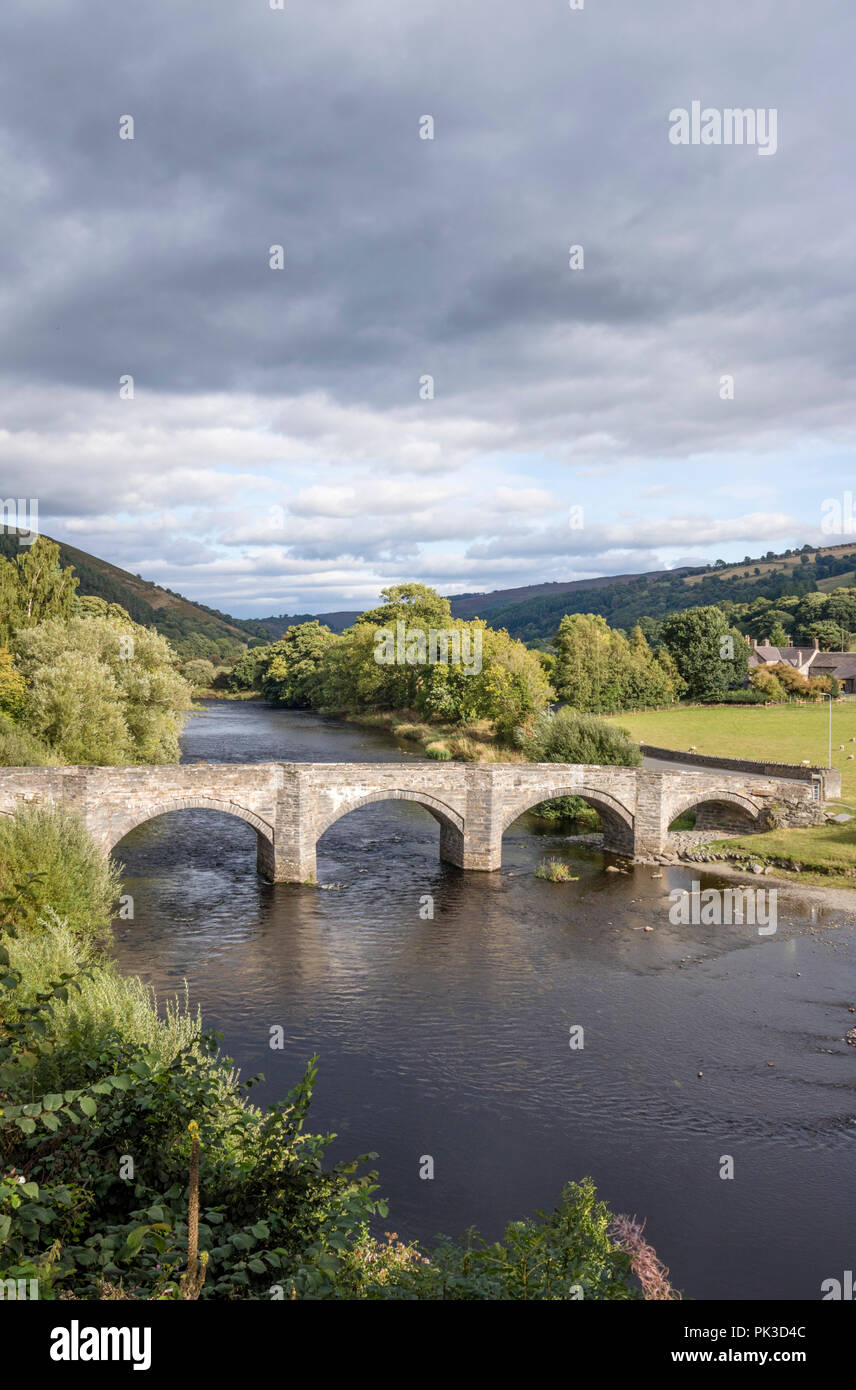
<box><xmin>111</xmin><ymin>700</ymin><xmax>856</xmax><ymax>1299</ymax></box>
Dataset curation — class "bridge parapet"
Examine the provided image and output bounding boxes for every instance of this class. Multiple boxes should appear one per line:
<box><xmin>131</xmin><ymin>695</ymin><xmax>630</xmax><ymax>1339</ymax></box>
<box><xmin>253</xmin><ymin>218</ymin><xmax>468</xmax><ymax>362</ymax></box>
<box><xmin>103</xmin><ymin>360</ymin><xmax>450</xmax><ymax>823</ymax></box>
<box><xmin>0</xmin><ymin>759</ymin><xmax>827</xmax><ymax>882</ymax></box>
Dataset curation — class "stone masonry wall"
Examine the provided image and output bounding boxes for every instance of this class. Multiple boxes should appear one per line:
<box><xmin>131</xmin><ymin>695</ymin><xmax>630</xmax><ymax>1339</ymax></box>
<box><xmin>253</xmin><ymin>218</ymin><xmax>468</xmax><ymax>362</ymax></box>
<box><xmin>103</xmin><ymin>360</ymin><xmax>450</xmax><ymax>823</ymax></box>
<box><xmin>0</xmin><ymin>760</ymin><xmax>825</xmax><ymax>882</ymax></box>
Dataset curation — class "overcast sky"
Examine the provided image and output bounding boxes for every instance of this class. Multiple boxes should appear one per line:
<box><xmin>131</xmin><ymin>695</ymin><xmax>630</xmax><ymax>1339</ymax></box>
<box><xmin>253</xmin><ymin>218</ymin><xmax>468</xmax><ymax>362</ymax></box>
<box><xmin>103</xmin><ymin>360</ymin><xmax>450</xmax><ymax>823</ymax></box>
<box><xmin>1</xmin><ymin>0</ymin><xmax>854</xmax><ymax>615</ymax></box>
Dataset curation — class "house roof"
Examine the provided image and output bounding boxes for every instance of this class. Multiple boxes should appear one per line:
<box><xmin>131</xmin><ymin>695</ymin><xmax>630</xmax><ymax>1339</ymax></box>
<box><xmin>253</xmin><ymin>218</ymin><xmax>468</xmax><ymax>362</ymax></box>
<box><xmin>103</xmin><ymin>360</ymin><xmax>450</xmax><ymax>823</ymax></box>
<box><xmin>811</xmin><ymin>654</ymin><xmax>856</xmax><ymax>678</ymax></box>
<box><xmin>748</xmin><ymin>645</ymin><xmax>815</xmax><ymax>667</ymax></box>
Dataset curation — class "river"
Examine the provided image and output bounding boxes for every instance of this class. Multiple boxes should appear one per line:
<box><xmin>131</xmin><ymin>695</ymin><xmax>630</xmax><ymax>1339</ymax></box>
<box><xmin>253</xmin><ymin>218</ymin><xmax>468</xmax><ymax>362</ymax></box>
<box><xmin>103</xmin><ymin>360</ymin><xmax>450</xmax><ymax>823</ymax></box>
<box><xmin>110</xmin><ymin>699</ymin><xmax>856</xmax><ymax>1300</ymax></box>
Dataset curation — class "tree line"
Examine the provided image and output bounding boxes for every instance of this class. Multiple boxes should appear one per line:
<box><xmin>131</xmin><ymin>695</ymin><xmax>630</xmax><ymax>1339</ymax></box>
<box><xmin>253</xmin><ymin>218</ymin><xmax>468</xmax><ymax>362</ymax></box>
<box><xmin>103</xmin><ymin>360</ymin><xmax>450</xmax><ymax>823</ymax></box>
<box><xmin>0</xmin><ymin>538</ymin><xmax>192</xmax><ymax>765</ymax></box>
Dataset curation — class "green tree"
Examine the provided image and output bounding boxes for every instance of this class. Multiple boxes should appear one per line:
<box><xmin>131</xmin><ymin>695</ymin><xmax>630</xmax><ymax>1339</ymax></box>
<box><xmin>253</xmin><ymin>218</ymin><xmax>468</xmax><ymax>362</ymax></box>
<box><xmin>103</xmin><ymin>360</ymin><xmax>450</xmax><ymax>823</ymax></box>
<box><xmin>553</xmin><ymin>614</ymin><xmax>679</xmax><ymax>712</ymax></box>
<box><xmin>13</xmin><ymin>611</ymin><xmax>192</xmax><ymax>763</ymax></box>
<box><xmin>0</xmin><ymin>537</ymin><xmax>78</xmax><ymax>645</ymax></box>
<box><xmin>258</xmin><ymin>622</ymin><xmax>339</xmax><ymax>707</ymax></box>
<box><xmin>229</xmin><ymin>645</ymin><xmax>269</xmax><ymax>691</ymax></box>
<box><xmin>182</xmin><ymin>659</ymin><xmax>217</xmax><ymax>689</ymax></box>
<box><xmin>803</xmin><ymin>620</ymin><xmax>845</xmax><ymax>651</ymax></box>
<box><xmin>660</xmin><ymin>606</ymin><xmax>747</xmax><ymax>700</ymax></box>
<box><xmin>358</xmin><ymin>583</ymin><xmax>453</xmax><ymax>629</ymax></box>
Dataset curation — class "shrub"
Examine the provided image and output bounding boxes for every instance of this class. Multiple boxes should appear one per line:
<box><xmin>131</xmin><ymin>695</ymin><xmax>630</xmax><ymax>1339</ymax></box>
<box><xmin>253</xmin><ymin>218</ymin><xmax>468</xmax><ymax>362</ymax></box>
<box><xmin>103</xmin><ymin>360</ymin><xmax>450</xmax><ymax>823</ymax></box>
<box><xmin>0</xmin><ymin>648</ymin><xmax>27</xmax><ymax>720</ymax></box>
<box><xmin>393</xmin><ymin>722</ymin><xmax>434</xmax><ymax>743</ymax></box>
<box><xmin>701</xmin><ymin>689</ymin><xmax>769</xmax><ymax>705</ymax></box>
<box><xmin>335</xmin><ymin>1179</ymin><xmax>640</xmax><ymax>1300</ymax></box>
<box><xmin>748</xmin><ymin>667</ymin><xmax>787</xmax><ymax>702</ymax></box>
<box><xmin>0</xmin><ymin>714</ymin><xmax>58</xmax><ymax>766</ymax></box>
<box><xmin>535</xmin><ymin>859</ymin><xmax>578</xmax><ymax>882</ymax></box>
<box><xmin>425</xmin><ymin>742</ymin><xmax>451</xmax><ymax>760</ymax></box>
<box><xmin>518</xmin><ymin>707</ymin><xmax>643</xmax><ymax>767</ymax></box>
<box><xmin>182</xmin><ymin>659</ymin><xmax>216</xmax><ymax>689</ymax></box>
<box><xmin>0</xmin><ymin>805</ymin><xmax>119</xmax><ymax>944</ymax></box>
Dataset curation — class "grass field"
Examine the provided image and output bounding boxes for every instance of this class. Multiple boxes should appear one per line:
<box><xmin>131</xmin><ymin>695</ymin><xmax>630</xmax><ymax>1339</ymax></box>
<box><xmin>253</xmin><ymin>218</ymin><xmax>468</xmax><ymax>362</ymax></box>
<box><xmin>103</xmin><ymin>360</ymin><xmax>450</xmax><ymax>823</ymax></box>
<box><xmin>605</xmin><ymin>702</ymin><xmax>856</xmax><ymax>804</ymax></box>
<box><xmin>707</xmin><ymin>823</ymin><xmax>856</xmax><ymax>881</ymax></box>
<box><xmin>605</xmin><ymin>702</ymin><xmax>856</xmax><ymax>885</ymax></box>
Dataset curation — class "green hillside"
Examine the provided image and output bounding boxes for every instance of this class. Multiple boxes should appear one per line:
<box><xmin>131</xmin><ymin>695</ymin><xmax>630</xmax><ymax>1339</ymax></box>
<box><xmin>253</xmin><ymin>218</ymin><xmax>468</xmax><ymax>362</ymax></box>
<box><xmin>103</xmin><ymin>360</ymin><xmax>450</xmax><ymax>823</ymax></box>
<box><xmin>451</xmin><ymin>544</ymin><xmax>856</xmax><ymax>641</ymax></box>
<box><xmin>6</xmin><ymin>531</ymin><xmax>856</xmax><ymax>654</ymax></box>
<box><xmin>0</xmin><ymin>533</ymin><xmax>267</xmax><ymax>659</ymax></box>
<box><xmin>257</xmin><ymin>545</ymin><xmax>856</xmax><ymax>644</ymax></box>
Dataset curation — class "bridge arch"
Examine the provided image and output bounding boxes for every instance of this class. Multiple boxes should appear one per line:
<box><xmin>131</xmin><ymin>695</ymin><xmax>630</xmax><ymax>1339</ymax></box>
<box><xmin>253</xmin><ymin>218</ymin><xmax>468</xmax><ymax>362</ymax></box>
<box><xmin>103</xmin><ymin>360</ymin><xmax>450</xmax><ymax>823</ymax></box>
<box><xmin>665</xmin><ymin>788</ymin><xmax>761</xmax><ymax>836</ymax></box>
<box><xmin>500</xmin><ymin>784</ymin><xmax>635</xmax><ymax>857</ymax></box>
<box><xmin>315</xmin><ymin>789</ymin><xmax>464</xmax><ymax>839</ymax></box>
<box><xmin>105</xmin><ymin>797</ymin><xmax>275</xmax><ymax>854</ymax></box>
<box><xmin>314</xmin><ymin>789</ymin><xmax>466</xmax><ymax>868</ymax></box>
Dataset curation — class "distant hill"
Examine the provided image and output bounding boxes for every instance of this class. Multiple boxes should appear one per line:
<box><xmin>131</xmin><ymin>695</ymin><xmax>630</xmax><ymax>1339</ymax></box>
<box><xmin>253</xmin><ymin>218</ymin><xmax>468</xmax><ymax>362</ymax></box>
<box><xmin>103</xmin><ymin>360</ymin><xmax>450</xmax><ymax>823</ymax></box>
<box><xmin>0</xmin><ymin>532</ymin><xmax>266</xmax><ymax>657</ymax></box>
<box><xmin>256</xmin><ymin>543</ymin><xmax>856</xmax><ymax>642</ymax></box>
<box><xmin>8</xmin><ymin>530</ymin><xmax>856</xmax><ymax>652</ymax></box>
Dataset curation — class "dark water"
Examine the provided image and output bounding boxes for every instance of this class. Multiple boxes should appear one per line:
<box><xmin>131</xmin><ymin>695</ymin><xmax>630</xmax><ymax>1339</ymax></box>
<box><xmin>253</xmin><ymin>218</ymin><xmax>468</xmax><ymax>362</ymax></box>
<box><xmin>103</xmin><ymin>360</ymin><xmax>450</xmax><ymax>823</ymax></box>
<box><xmin>111</xmin><ymin>700</ymin><xmax>856</xmax><ymax>1300</ymax></box>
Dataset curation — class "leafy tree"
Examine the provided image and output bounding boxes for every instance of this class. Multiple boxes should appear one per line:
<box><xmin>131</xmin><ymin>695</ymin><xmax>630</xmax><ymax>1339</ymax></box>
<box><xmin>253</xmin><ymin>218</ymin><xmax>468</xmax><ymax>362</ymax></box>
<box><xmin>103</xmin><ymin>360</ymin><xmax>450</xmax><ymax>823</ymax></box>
<box><xmin>228</xmin><ymin>646</ymin><xmax>269</xmax><ymax>691</ymax></box>
<box><xmin>182</xmin><ymin>659</ymin><xmax>217</xmax><ymax>689</ymax></box>
<box><xmin>803</xmin><ymin>620</ymin><xmax>845</xmax><ymax>651</ymax></box>
<box><xmin>285</xmin><ymin>603</ymin><xmax>553</xmax><ymax>740</ymax></box>
<box><xmin>754</xmin><ymin>609</ymin><xmax>794</xmax><ymax>640</ymax></box>
<box><xmin>660</xmin><ymin>606</ymin><xmax>748</xmax><ymax>700</ymax></box>
<box><xmin>13</xmin><ymin>611</ymin><xmax>192</xmax><ymax>763</ymax></box>
<box><xmin>553</xmin><ymin>614</ymin><xmax>679</xmax><ymax>712</ymax></box>
<box><xmin>0</xmin><ymin>537</ymin><xmax>78</xmax><ymax>645</ymax></box>
<box><xmin>824</xmin><ymin>589</ymin><xmax>856</xmax><ymax>637</ymax></box>
<box><xmin>257</xmin><ymin>622</ymin><xmax>339</xmax><ymax>707</ymax></box>
<box><xmin>74</xmin><ymin>594</ymin><xmax>133</xmax><ymax>622</ymax></box>
<box><xmin>358</xmin><ymin>583</ymin><xmax>453</xmax><ymax>629</ymax></box>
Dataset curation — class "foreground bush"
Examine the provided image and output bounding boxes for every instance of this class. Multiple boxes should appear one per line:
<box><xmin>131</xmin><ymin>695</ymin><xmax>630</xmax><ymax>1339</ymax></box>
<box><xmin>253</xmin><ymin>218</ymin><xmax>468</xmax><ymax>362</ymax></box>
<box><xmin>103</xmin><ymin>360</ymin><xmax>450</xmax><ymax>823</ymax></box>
<box><xmin>335</xmin><ymin>1179</ymin><xmax>638</xmax><ymax>1299</ymax></box>
<box><xmin>0</xmin><ymin>804</ymin><xmax>119</xmax><ymax>944</ymax></box>
<box><xmin>518</xmin><ymin>708</ymin><xmax>641</xmax><ymax>822</ymax></box>
<box><xmin>0</xmin><ymin>930</ymin><xmax>644</xmax><ymax>1300</ymax></box>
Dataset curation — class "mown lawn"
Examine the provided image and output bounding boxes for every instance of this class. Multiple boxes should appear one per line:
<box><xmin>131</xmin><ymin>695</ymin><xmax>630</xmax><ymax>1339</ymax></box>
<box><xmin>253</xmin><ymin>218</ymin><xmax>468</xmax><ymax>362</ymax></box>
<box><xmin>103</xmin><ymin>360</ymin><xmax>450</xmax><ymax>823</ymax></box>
<box><xmin>604</xmin><ymin>703</ymin><xmax>856</xmax><ymax>886</ymax></box>
<box><xmin>605</xmin><ymin>703</ymin><xmax>856</xmax><ymax>804</ymax></box>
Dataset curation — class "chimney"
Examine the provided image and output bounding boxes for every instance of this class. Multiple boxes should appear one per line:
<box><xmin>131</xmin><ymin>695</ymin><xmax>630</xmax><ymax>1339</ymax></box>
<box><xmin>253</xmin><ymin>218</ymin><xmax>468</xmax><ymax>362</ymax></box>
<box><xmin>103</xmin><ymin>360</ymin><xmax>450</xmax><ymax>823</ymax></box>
<box><xmin>813</xmin><ymin>637</ymin><xmax>819</xmax><ymax>650</ymax></box>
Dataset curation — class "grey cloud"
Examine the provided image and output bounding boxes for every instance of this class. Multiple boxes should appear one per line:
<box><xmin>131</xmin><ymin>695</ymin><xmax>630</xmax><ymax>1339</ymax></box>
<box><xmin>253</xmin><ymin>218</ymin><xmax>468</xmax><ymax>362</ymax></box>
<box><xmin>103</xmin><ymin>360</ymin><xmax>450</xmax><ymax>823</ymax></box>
<box><xmin>2</xmin><ymin>0</ymin><xmax>854</xmax><ymax>610</ymax></box>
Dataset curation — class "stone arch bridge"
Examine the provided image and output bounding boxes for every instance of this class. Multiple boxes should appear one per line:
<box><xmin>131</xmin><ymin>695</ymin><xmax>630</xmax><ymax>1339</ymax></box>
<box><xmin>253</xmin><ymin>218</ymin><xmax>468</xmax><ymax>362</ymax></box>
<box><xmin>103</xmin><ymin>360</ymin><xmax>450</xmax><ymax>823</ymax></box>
<box><xmin>0</xmin><ymin>761</ymin><xmax>828</xmax><ymax>881</ymax></box>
